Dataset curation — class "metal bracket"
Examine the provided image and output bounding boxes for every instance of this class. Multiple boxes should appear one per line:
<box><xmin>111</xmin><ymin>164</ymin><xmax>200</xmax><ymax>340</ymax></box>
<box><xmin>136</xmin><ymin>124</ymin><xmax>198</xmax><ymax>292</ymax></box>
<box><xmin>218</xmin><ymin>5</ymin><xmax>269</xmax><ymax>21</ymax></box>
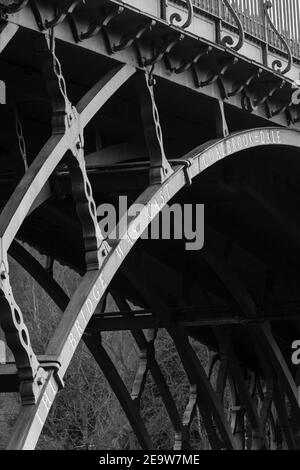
<box><xmin>266</xmin><ymin>84</ymin><xmax>296</xmax><ymax>119</ymax></box>
<box><xmin>194</xmin><ymin>57</ymin><xmax>238</xmax><ymax>89</ymax></box>
<box><xmin>169</xmin><ymin>157</ymin><xmax>194</xmax><ymax>186</ymax></box>
<box><xmin>175</xmin><ymin>45</ymin><xmax>212</xmax><ymax>74</ymax></box>
<box><xmin>136</xmin><ymin>71</ymin><xmax>173</xmax><ymax>185</ymax></box>
<box><xmin>79</xmin><ymin>5</ymin><xmax>124</xmax><ymax>41</ymax></box>
<box><xmin>228</xmin><ymin>68</ymin><xmax>262</xmax><ymax>98</ymax></box>
<box><xmin>45</xmin><ymin>0</ymin><xmax>84</xmax><ymax>29</ymax></box>
<box><xmin>242</xmin><ymin>79</ymin><xmax>285</xmax><ymax>112</ymax></box>
<box><xmin>112</xmin><ymin>19</ymin><xmax>155</xmax><ymax>53</ymax></box>
<box><xmin>288</xmin><ymin>85</ymin><xmax>300</xmax><ymax>124</ymax></box>
<box><xmin>180</xmin><ymin>158</ymin><xmax>194</xmax><ymax>186</ymax></box>
<box><xmin>140</xmin><ymin>31</ymin><xmax>184</xmax><ymax>68</ymax></box>
<box><xmin>39</xmin><ymin>357</ymin><xmax>64</xmax><ymax>390</ymax></box>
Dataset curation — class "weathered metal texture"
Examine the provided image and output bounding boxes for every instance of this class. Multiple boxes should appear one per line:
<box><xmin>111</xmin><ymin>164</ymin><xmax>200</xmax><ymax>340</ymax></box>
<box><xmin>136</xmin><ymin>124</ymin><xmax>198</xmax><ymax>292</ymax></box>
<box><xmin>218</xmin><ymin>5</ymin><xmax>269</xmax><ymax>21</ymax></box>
<box><xmin>0</xmin><ymin>125</ymin><xmax>299</xmax><ymax>449</ymax></box>
<box><xmin>172</xmin><ymin>0</ymin><xmax>299</xmax><ymax>60</ymax></box>
<box><xmin>0</xmin><ymin>22</ymin><xmax>135</xmax><ymax>406</ymax></box>
<box><xmin>1</xmin><ymin>0</ymin><xmax>300</xmax><ymax>129</ymax></box>
<box><xmin>0</xmin><ymin>0</ymin><xmax>299</xmax><ymax>452</ymax></box>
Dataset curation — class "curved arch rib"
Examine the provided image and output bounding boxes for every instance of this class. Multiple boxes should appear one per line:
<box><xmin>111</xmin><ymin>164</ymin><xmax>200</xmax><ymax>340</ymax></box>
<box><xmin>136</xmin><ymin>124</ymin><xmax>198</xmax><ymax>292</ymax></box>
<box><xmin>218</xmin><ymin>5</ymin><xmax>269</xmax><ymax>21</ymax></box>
<box><xmin>0</xmin><ymin>64</ymin><xmax>135</xmax><ymax>259</ymax></box>
<box><xmin>5</xmin><ymin>125</ymin><xmax>300</xmax><ymax>448</ymax></box>
<box><xmin>10</xmin><ymin>242</ymin><xmax>184</xmax><ymax>449</ymax></box>
<box><xmin>6</xmin><ymin>167</ymin><xmax>186</xmax><ymax>449</ymax></box>
<box><xmin>9</xmin><ymin>242</ymin><xmax>154</xmax><ymax>450</ymax></box>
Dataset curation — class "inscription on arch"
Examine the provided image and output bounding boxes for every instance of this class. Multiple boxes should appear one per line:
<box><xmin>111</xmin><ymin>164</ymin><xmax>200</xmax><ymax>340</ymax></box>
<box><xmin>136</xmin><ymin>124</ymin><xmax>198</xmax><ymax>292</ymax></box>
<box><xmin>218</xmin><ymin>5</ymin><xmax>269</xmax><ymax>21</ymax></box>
<box><xmin>198</xmin><ymin>129</ymin><xmax>282</xmax><ymax>171</ymax></box>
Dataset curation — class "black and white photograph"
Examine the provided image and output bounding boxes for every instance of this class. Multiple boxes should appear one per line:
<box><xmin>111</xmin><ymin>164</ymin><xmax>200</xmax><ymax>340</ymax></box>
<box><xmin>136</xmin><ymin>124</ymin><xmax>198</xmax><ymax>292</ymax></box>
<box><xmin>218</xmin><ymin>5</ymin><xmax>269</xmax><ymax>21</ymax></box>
<box><xmin>0</xmin><ymin>0</ymin><xmax>299</xmax><ymax>457</ymax></box>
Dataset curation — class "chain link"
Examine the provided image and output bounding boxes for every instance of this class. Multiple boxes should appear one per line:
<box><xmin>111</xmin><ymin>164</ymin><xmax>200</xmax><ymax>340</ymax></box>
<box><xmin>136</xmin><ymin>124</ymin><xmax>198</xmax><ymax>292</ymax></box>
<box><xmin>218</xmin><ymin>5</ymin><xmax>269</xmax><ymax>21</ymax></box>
<box><xmin>13</xmin><ymin>103</ymin><xmax>28</xmax><ymax>171</ymax></box>
<box><xmin>44</xmin><ymin>28</ymin><xmax>109</xmax><ymax>267</ymax></box>
<box><xmin>47</xmin><ymin>28</ymin><xmax>70</xmax><ymax>109</ymax></box>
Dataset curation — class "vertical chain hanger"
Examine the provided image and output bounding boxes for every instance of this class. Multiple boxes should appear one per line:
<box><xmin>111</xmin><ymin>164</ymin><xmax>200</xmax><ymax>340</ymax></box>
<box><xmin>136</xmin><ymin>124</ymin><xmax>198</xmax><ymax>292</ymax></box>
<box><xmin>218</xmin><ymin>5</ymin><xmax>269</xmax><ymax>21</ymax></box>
<box><xmin>13</xmin><ymin>101</ymin><xmax>28</xmax><ymax>171</ymax></box>
<box><xmin>136</xmin><ymin>62</ymin><xmax>173</xmax><ymax>185</ymax></box>
<box><xmin>40</xmin><ymin>26</ymin><xmax>110</xmax><ymax>270</ymax></box>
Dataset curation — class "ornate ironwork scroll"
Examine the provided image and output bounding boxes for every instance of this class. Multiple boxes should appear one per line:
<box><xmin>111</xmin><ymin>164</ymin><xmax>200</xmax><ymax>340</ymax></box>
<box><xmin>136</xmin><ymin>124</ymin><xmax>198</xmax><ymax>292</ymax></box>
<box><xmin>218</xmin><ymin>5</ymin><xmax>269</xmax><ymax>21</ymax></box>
<box><xmin>220</xmin><ymin>0</ymin><xmax>245</xmax><ymax>51</ymax></box>
<box><xmin>264</xmin><ymin>1</ymin><xmax>292</xmax><ymax>75</ymax></box>
<box><xmin>169</xmin><ymin>0</ymin><xmax>194</xmax><ymax>30</ymax></box>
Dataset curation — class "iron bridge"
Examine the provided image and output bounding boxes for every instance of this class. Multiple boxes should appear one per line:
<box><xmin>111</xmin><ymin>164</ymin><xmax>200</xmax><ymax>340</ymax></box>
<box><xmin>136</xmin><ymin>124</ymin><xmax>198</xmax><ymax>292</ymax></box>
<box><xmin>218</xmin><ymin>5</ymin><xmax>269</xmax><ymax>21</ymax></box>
<box><xmin>0</xmin><ymin>0</ymin><xmax>299</xmax><ymax>450</ymax></box>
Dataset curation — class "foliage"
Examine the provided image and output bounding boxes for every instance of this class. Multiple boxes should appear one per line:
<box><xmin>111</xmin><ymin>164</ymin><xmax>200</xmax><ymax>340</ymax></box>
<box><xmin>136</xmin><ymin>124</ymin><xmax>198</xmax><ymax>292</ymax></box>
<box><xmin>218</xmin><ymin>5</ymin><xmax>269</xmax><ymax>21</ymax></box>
<box><xmin>0</xmin><ymin>245</ymin><xmax>209</xmax><ymax>450</ymax></box>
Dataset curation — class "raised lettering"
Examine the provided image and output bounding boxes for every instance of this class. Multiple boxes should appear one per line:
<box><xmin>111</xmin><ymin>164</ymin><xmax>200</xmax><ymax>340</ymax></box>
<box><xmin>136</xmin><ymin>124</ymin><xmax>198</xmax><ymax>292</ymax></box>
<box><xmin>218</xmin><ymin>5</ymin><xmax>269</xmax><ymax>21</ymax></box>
<box><xmin>99</xmin><ymin>273</ymin><xmax>107</xmax><ymax>290</ymax></box>
<box><xmin>86</xmin><ymin>298</ymin><xmax>93</xmax><ymax>317</ymax></box>
<box><xmin>69</xmin><ymin>332</ymin><xmax>77</xmax><ymax>351</ymax></box>
<box><xmin>93</xmin><ymin>285</ymin><xmax>100</xmax><ymax>302</ymax></box>
<box><xmin>260</xmin><ymin>131</ymin><xmax>266</xmax><ymax>144</ymax></box>
<box><xmin>116</xmin><ymin>244</ymin><xmax>124</xmax><ymax>260</ymax></box>
<box><xmin>277</xmin><ymin>130</ymin><xmax>281</xmax><ymax>144</ymax></box>
<box><xmin>242</xmin><ymin>134</ymin><xmax>249</xmax><ymax>148</ymax></box>
<box><xmin>237</xmin><ymin>136</ymin><xmax>243</xmax><ymax>150</ymax></box>
<box><xmin>36</xmin><ymin>411</ymin><xmax>43</xmax><ymax>427</ymax></box>
<box><xmin>75</xmin><ymin>320</ymin><xmax>83</xmax><ymax>337</ymax></box>
<box><xmin>48</xmin><ymin>380</ymin><xmax>56</xmax><ymax>396</ymax></box>
<box><xmin>81</xmin><ymin>309</ymin><xmax>88</xmax><ymax>326</ymax></box>
<box><xmin>42</xmin><ymin>392</ymin><xmax>52</xmax><ymax>412</ymax></box>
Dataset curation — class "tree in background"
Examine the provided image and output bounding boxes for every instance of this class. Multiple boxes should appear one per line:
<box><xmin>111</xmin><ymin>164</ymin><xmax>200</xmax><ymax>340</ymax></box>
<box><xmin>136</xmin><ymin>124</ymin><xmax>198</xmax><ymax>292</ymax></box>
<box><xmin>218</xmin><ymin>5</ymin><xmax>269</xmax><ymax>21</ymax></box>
<box><xmin>0</xmin><ymin>245</ymin><xmax>210</xmax><ymax>450</ymax></box>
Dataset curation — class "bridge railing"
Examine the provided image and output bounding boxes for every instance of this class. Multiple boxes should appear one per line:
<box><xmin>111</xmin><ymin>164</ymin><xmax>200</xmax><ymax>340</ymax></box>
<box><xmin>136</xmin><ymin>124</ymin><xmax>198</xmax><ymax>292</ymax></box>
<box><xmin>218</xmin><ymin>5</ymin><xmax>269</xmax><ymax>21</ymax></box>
<box><xmin>170</xmin><ymin>0</ymin><xmax>300</xmax><ymax>60</ymax></box>
<box><xmin>267</xmin><ymin>0</ymin><xmax>300</xmax><ymax>57</ymax></box>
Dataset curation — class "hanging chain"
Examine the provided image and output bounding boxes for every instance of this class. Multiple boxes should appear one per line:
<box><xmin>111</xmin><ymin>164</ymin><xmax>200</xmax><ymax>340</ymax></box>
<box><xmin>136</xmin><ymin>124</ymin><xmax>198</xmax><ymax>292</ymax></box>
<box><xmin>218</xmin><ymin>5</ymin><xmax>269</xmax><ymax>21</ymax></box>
<box><xmin>147</xmin><ymin>63</ymin><xmax>156</xmax><ymax>86</ymax></box>
<box><xmin>43</xmin><ymin>28</ymin><xmax>76</xmax><ymax>136</ymax></box>
<box><xmin>13</xmin><ymin>103</ymin><xmax>29</xmax><ymax>171</ymax></box>
<box><xmin>43</xmin><ymin>28</ymin><xmax>109</xmax><ymax>269</ymax></box>
<box><xmin>47</xmin><ymin>28</ymin><xmax>70</xmax><ymax>111</ymax></box>
<box><xmin>136</xmin><ymin>63</ymin><xmax>173</xmax><ymax>184</ymax></box>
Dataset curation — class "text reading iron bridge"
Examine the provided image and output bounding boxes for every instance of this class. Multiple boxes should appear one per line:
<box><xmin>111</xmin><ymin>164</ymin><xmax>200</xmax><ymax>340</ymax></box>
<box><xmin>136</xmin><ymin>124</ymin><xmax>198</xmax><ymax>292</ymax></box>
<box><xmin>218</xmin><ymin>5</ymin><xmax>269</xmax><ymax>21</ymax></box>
<box><xmin>0</xmin><ymin>0</ymin><xmax>299</xmax><ymax>451</ymax></box>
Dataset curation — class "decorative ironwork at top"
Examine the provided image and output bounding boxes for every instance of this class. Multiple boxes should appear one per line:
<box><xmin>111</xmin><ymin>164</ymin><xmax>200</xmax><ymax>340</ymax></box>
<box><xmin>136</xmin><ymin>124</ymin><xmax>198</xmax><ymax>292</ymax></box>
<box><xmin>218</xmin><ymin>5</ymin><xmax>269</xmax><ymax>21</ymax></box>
<box><xmin>169</xmin><ymin>0</ymin><xmax>194</xmax><ymax>30</ymax></box>
<box><xmin>263</xmin><ymin>0</ymin><xmax>292</xmax><ymax>75</ymax></box>
<box><xmin>220</xmin><ymin>0</ymin><xmax>245</xmax><ymax>52</ymax></box>
<box><xmin>0</xmin><ymin>0</ymin><xmax>297</xmax><ymax>78</ymax></box>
